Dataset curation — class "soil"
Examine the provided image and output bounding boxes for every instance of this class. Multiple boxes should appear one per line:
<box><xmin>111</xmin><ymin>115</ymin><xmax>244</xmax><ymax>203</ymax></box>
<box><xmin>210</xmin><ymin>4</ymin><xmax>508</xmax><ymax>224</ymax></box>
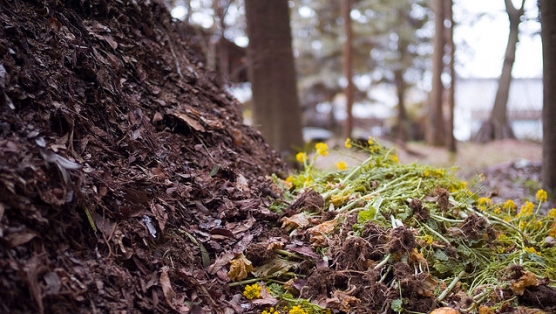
<box><xmin>1</xmin><ymin>1</ymin><xmax>554</xmax><ymax>314</ymax></box>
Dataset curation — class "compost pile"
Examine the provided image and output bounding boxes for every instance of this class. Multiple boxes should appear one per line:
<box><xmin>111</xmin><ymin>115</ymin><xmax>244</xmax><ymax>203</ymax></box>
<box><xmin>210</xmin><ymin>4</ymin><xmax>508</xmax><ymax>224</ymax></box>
<box><xmin>0</xmin><ymin>0</ymin><xmax>286</xmax><ymax>312</ymax></box>
<box><xmin>2</xmin><ymin>1</ymin><xmax>556</xmax><ymax>314</ymax></box>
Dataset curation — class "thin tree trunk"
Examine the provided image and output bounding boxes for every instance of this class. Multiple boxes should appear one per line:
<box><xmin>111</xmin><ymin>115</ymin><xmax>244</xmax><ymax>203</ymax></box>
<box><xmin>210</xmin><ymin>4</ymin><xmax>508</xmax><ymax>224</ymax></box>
<box><xmin>245</xmin><ymin>0</ymin><xmax>304</xmax><ymax>157</ymax></box>
<box><xmin>394</xmin><ymin>69</ymin><xmax>407</xmax><ymax>142</ymax></box>
<box><xmin>541</xmin><ymin>0</ymin><xmax>556</xmax><ymax>197</ymax></box>
<box><xmin>342</xmin><ymin>0</ymin><xmax>354</xmax><ymax>139</ymax></box>
<box><xmin>475</xmin><ymin>0</ymin><xmax>524</xmax><ymax>142</ymax></box>
<box><xmin>446</xmin><ymin>0</ymin><xmax>456</xmax><ymax>152</ymax></box>
<box><xmin>426</xmin><ymin>0</ymin><xmax>446</xmax><ymax>146</ymax></box>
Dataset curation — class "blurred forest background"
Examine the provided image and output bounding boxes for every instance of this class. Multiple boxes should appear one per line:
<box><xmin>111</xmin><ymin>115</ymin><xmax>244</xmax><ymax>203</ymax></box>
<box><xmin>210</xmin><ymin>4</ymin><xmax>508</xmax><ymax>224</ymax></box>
<box><xmin>165</xmin><ymin>0</ymin><xmax>541</xmax><ymax>151</ymax></box>
<box><xmin>164</xmin><ymin>0</ymin><xmax>556</xmax><ymax>195</ymax></box>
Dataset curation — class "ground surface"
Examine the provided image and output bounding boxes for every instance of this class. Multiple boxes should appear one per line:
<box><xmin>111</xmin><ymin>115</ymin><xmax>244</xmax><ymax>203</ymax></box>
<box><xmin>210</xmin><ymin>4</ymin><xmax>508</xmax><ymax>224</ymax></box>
<box><xmin>0</xmin><ymin>1</ymin><xmax>554</xmax><ymax>313</ymax></box>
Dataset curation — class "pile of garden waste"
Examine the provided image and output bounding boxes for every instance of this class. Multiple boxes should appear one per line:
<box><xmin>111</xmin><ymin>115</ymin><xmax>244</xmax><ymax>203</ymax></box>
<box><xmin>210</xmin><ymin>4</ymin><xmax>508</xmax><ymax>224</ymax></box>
<box><xmin>235</xmin><ymin>139</ymin><xmax>556</xmax><ymax>314</ymax></box>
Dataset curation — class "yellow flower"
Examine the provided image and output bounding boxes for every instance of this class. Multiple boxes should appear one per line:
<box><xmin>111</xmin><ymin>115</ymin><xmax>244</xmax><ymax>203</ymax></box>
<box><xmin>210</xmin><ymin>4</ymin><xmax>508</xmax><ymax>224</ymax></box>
<box><xmin>367</xmin><ymin>137</ymin><xmax>374</xmax><ymax>146</ymax></box>
<box><xmin>536</xmin><ymin>189</ymin><xmax>548</xmax><ymax>203</ymax></box>
<box><xmin>389</xmin><ymin>154</ymin><xmax>399</xmax><ymax>163</ymax></box>
<box><xmin>315</xmin><ymin>142</ymin><xmax>328</xmax><ymax>156</ymax></box>
<box><xmin>288</xmin><ymin>305</ymin><xmax>308</xmax><ymax>314</ymax></box>
<box><xmin>549</xmin><ymin>228</ymin><xmax>556</xmax><ymax>237</ymax></box>
<box><xmin>503</xmin><ymin>199</ymin><xmax>516</xmax><ymax>211</ymax></box>
<box><xmin>423</xmin><ymin>170</ymin><xmax>430</xmax><ymax>177</ymax></box>
<box><xmin>518</xmin><ymin>201</ymin><xmax>534</xmax><ymax>217</ymax></box>
<box><xmin>422</xmin><ymin>234</ymin><xmax>434</xmax><ymax>245</ymax></box>
<box><xmin>262</xmin><ymin>307</ymin><xmax>279</xmax><ymax>314</ymax></box>
<box><xmin>296</xmin><ymin>152</ymin><xmax>308</xmax><ymax>163</ymax></box>
<box><xmin>478</xmin><ymin>197</ymin><xmax>492</xmax><ymax>206</ymax></box>
<box><xmin>243</xmin><ymin>283</ymin><xmax>261</xmax><ymax>300</ymax></box>
<box><xmin>344</xmin><ymin>138</ymin><xmax>352</xmax><ymax>149</ymax></box>
<box><xmin>524</xmin><ymin>246</ymin><xmax>541</xmax><ymax>256</ymax></box>
<box><xmin>548</xmin><ymin>208</ymin><xmax>556</xmax><ymax>219</ymax></box>
<box><xmin>335</xmin><ymin>161</ymin><xmax>347</xmax><ymax>170</ymax></box>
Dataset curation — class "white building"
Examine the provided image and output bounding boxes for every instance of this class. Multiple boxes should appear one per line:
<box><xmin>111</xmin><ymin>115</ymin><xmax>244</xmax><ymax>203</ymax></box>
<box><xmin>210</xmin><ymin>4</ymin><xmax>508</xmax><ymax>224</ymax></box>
<box><xmin>454</xmin><ymin>77</ymin><xmax>542</xmax><ymax>141</ymax></box>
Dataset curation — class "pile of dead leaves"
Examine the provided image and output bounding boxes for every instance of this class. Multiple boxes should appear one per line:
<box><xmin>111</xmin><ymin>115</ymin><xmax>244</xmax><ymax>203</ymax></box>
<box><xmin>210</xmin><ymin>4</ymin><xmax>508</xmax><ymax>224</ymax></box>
<box><xmin>0</xmin><ymin>0</ymin><xmax>289</xmax><ymax>313</ymax></box>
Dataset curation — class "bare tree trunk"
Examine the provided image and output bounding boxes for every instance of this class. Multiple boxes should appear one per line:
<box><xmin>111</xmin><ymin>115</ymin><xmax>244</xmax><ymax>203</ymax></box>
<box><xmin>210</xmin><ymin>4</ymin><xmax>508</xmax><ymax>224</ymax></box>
<box><xmin>342</xmin><ymin>0</ymin><xmax>354</xmax><ymax>139</ymax></box>
<box><xmin>394</xmin><ymin>69</ymin><xmax>407</xmax><ymax>142</ymax></box>
<box><xmin>426</xmin><ymin>0</ymin><xmax>446</xmax><ymax>146</ymax></box>
<box><xmin>446</xmin><ymin>0</ymin><xmax>457</xmax><ymax>153</ymax></box>
<box><xmin>541</xmin><ymin>0</ymin><xmax>556</xmax><ymax>197</ymax></box>
<box><xmin>474</xmin><ymin>0</ymin><xmax>524</xmax><ymax>142</ymax></box>
<box><xmin>245</xmin><ymin>0</ymin><xmax>304</xmax><ymax>157</ymax></box>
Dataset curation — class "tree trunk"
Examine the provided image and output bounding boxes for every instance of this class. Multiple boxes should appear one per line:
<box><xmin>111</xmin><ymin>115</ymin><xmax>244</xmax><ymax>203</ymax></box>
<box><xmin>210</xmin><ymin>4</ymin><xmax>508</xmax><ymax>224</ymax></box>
<box><xmin>426</xmin><ymin>0</ymin><xmax>446</xmax><ymax>146</ymax></box>
<box><xmin>342</xmin><ymin>0</ymin><xmax>354</xmax><ymax>139</ymax></box>
<box><xmin>245</xmin><ymin>0</ymin><xmax>304</xmax><ymax>157</ymax></box>
<box><xmin>394</xmin><ymin>68</ymin><xmax>407</xmax><ymax>142</ymax></box>
<box><xmin>541</xmin><ymin>0</ymin><xmax>556</xmax><ymax>197</ymax></box>
<box><xmin>474</xmin><ymin>0</ymin><xmax>524</xmax><ymax>143</ymax></box>
<box><xmin>446</xmin><ymin>0</ymin><xmax>457</xmax><ymax>153</ymax></box>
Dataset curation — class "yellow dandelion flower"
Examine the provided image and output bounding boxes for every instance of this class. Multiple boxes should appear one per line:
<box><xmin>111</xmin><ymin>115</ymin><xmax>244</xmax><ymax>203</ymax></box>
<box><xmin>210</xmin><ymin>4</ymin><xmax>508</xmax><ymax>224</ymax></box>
<box><xmin>296</xmin><ymin>152</ymin><xmax>307</xmax><ymax>163</ymax></box>
<box><xmin>478</xmin><ymin>197</ymin><xmax>492</xmax><ymax>206</ymax></box>
<box><xmin>288</xmin><ymin>305</ymin><xmax>308</xmax><ymax>314</ymax></box>
<box><xmin>335</xmin><ymin>161</ymin><xmax>347</xmax><ymax>170</ymax></box>
<box><xmin>315</xmin><ymin>142</ymin><xmax>328</xmax><ymax>156</ymax></box>
<box><xmin>524</xmin><ymin>246</ymin><xmax>541</xmax><ymax>256</ymax></box>
<box><xmin>518</xmin><ymin>201</ymin><xmax>534</xmax><ymax>217</ymax></box>
<box><xmin>548</xmin><ymin>208</ymin><xmax>556</xmax><ymax>219</ymax></box>
<box><xmin>536</xmin><ymin>189</ymin><xmax>548</xmax><ymax>203</ymax></box>
<box><xmin>344</xmin><ymin>138</ymin><xmax>352</xmax><ymax>149</ymax></box>
<box><xmin>262</xmin><ymin>307</ymin><xmax>279</xmax><ymax>314</ymax></box>
<box><xmin>503</xmin><ymin>200</ymin><xmax>516</xmax><ymax>211</ymax></box>
<box><xmin>422</xmin><ymin>234</ymin><xmax>434</xmax><ymax>245</ymax></box>
<box><xmin>243</xmin><ymin>283</ymin><xmax>261</xmax><ymax>300</ymax></box>
<box><xmin>390</xmin><ymin>154</ymin><xmax>399</xmax><ymax>163</ymax></box>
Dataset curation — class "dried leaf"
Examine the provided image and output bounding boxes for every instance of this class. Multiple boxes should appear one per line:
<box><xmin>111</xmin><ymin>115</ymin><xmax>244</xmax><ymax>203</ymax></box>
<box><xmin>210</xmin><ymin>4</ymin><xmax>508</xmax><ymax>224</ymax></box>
<box><xmin>228</xmin><ymin>254</ymin><xmax>252</xmax><ymax>281</ymax></box>
<box><xmin>159</xmin><ymin>267</ymin><xmax>177</xmax><ymax>306</ymax></box>
<box><xmin>281</xmin><ymin>212</ymin><xmax>312</xmax><ymax>231</ymax></box>
<box><xmin>208</xmin><ymin>251</ymin><xmax>236</xmax><ymax>275</ymax></box>
<box><xmin>5</xmin><ymin>230</ymin><xmax>37</xmax><ymax>247</ymax></box>
<box><xmin>171</xmin><ymin>112</ymin><xmax>205</xmax><ymax>132</ymax></box>
<box><xmin>251</xmin><ymin>282</ymin><xmax>278</xmax><ymax>306</ymax></box>
<box><xmin>252</xmin><ymin>258</ymin><xmax>298</xmax><ymax>278</ymax></box>
<box><xmin>511</xmin><ymin>270</ymin><xmax>538</xmax><ymax>295</ymax></box>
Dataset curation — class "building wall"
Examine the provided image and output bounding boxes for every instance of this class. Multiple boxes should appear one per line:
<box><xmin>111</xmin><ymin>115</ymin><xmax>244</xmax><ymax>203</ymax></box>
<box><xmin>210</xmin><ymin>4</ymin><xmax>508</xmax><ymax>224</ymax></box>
<box><xmin>454</xmin><ymin>77</ymin><xmax>542</xmax><ymax>141</ymax></box>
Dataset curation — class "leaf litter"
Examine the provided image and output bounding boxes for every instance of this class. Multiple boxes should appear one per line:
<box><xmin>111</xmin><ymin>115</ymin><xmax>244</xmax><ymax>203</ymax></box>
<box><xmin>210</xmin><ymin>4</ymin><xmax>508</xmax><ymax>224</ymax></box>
<box><xmin>0</xmin><ymin>1</ymin><xmax>555</xmax><ymax>314</ymax></box>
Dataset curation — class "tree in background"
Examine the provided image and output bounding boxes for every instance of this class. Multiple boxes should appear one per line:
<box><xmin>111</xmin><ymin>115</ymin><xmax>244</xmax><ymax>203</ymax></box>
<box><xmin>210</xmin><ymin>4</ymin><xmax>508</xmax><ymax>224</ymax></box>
<box><xmin>474</xmin><ymin>0</ymin><xmax>526</xmax><ymax>142</ymax></box>
<box><xmin>446</xmin><ymin>0</ymin><xmax>457</xmax><ymax>152</ymax></box>
<box><xmin>244</xmin><ymin>0</ymin><xmax>304</xmax><ymax>157</ymax></box>
<box><xmin>426</xmin><ymin>0</ymin><xmax>446</xmax><ymax>146</ymax></box>
<box><xmin>291</xmin><ymin>0</ymin><xmax>432</xmax><ymax>140</ymax></box>
<box><xmin>541</xmin><ymin>0</ymin><xmax>556</xmax><ymax>196</ymax></box>
<box><xmin>342</xmin><ymin>0</ymin><xmax>355</xmax><ymax>138</ymax></box>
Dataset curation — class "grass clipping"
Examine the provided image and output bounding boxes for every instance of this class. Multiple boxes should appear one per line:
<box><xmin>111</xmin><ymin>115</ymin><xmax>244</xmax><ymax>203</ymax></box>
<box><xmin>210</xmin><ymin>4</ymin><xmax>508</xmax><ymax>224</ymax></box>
<box><xmin>239</xmin><ymin>139</ymin><xmax>556</xmax><ymax>314</ymax></box>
